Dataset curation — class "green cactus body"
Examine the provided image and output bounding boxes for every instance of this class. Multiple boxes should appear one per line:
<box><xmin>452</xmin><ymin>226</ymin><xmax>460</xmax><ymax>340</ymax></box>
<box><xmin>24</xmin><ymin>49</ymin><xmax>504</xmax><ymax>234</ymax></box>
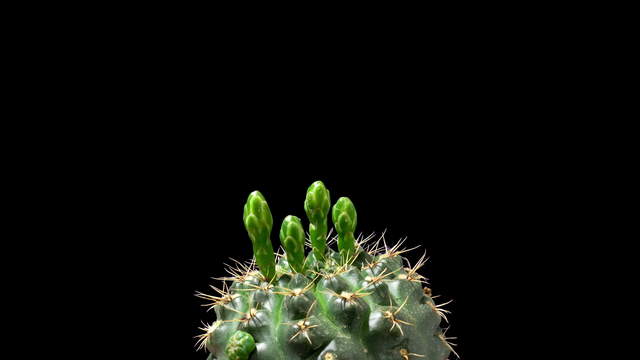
<box><xmin>197</xmin><ymin>182</ymin><xmax>456</xmax><ymax>360</ymax></box>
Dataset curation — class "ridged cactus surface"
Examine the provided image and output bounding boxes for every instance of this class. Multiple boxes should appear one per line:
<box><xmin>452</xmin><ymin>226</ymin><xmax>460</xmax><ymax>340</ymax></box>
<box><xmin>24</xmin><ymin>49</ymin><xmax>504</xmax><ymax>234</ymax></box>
<box><xmin>196</xmin><ymin>181</ymin><xmax>457</xmax><ymax>360</ymax></box>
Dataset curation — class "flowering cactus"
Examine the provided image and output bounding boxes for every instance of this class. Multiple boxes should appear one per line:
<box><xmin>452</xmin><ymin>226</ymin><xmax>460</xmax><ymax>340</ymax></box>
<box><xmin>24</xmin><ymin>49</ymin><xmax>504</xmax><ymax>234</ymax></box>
<box><xmin>196</xmin><ymin>181</ymin><xmax>457</xmax><ymax>360</ymax></box>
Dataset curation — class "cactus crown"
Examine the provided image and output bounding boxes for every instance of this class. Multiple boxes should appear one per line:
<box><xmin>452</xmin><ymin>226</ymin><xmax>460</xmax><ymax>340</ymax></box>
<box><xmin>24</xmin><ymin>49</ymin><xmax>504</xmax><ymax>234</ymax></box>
<box><xmin>195</xmin><ymin>181</ymin><xmax>456</xmax><ymax>360</ymax></box>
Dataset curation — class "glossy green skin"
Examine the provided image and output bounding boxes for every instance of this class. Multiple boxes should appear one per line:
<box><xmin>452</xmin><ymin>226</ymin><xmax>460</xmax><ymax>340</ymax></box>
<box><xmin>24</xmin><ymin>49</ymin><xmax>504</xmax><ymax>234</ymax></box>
<box><xmin>243</xmin><ymin>191</ymin><xmax>277</xmax><ymax>281</ymax></box>
<box><xmin>332</xmin><ymin>197</ymin><xmax>357</xmax><ymax>261</ymax></box>
<box><xmin>225</xmin><ymin>331</ymin><xmax>256</xmax><ymax>360</ymax></box>
<box><xmin>203</xmin><ymin>248</ymin><xmax>451</xmax><ymax>360</ymax></box>
<box><xmin>305</xmin><ymin>181</ymin><xmax>331</xmax><ymax>262</ymax></box>
<box><xmin>279</xmin><ymin>215</ymin><xmax>305</xmax><ymax>273</ymax></box>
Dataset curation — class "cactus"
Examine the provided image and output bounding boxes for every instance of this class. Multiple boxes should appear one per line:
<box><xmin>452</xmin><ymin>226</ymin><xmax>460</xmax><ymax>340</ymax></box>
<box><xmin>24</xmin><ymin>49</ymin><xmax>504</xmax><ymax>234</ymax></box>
<box><xmin>196</xmin><ymin>181</ymin><xmax>457</xmax><ymax>360</ymax></box>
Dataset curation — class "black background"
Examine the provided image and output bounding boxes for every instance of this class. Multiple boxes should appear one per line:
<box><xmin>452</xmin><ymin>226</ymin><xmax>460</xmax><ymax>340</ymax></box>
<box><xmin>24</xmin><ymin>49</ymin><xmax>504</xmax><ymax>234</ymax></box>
<box><xmin>83</xmin><ymin>145</ymin><xmax>548</xmax><ymax>359</ymax></box>
<box><xmin>18</xmin><ymin>12</ymin><xmax>599</xmax><ymax>358</ymax></box>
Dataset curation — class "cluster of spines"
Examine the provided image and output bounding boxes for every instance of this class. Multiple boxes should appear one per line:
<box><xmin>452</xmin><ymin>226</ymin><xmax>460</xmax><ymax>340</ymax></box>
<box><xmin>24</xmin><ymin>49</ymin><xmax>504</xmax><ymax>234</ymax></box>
<box><xmin>195</xmin><ymin>181</ymin><xmax>458</xmax><ymax>360</ymax></box>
